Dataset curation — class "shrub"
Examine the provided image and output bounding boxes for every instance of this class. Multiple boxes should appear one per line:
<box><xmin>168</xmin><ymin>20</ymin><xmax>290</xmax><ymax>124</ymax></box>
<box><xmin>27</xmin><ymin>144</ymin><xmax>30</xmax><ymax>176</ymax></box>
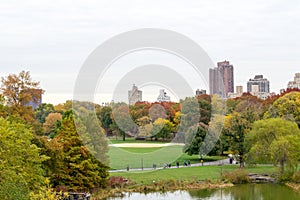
<box><xmin>292</xmin><ymin>171</ymin><xmax>300</xmax><ymax>183</ymax></box>
<box><xmin>107</xmin><ymin>176</ymin><xmax>132</xmax><ymax>188</ymax></box>
<box><xmin>222</xmin><ymin>169</ymin><xmax>250</xmax><ymax>184</ymax></box>
<box><xmin>277</xmin><ymin>170</ymin><xmax>294</xmax><ymax>183</ymax></box>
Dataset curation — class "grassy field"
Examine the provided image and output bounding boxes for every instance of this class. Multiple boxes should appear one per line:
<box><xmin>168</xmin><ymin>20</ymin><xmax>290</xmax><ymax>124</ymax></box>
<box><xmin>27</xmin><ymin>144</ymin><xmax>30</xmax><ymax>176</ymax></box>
<box><xmin>109</xmin><ymin>145</ymin><xmax>183</xmax><ymax>169</ymax></box>
<box><xmin>110</xmin><ymin>165</ymin><xmax>277</xmax><ymax>184</ymax></box>
<box><xmin>108</xmin><ymin>144</ymin><xmax>226</xmax><ymax>170</ymax></box>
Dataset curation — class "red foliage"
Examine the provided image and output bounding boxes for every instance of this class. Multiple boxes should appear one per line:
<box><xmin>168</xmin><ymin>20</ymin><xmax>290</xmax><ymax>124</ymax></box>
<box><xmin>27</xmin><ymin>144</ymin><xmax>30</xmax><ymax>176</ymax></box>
<box><xmin>264</xmin><ymin>88</ymin><xmax>300</xmax><ymax>106</ymax></box>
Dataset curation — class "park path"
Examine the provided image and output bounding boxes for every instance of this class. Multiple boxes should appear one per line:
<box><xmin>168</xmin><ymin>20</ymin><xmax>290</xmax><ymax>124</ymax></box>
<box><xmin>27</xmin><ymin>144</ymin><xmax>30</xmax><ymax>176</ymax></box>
<box><xmin>109</xmin><ymin>158</ymin><xmax>230</xmax><ymax>173</ymax></box>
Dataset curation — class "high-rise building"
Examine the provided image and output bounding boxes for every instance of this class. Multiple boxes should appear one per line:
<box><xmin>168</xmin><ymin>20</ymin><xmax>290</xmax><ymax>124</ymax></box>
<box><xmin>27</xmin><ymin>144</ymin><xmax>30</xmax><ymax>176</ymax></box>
<box><xmin>209</xmin><ymin>60</ymin><xmax>234</xmax><ymax>97</ymax></box>
<box><xmin>247</xmin><ymin>75</ymin><xmax>271</xmax><ymax>100</ymax></box>
<box><xmin>128</xmin><ymin>84</ymin><xmax>142</xmax><ymax>105</ymax></box>
<box><xmin>157</xmin><ymin>89</ymin><xmax>170</xmax><ymax>102</ymax></box>
<box><xmin>247</xmin><ymin>75</ymin><xmax>270</xmax><ymax>93</ymax></box>
<box><xmin>287</xmin><ymin>73</ymin><xmax>300</xmax><ymax>89</ymax></box>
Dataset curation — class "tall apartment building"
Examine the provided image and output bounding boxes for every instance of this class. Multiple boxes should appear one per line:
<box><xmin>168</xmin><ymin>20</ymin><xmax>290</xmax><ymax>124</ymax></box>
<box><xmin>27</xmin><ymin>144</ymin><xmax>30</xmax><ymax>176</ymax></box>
<box><xmin>247</xmin><ymin>75</ymin><xmax>270</xmax><ymax>93</ymax></box>
<box><xmin>157</xmin><ymin>89</ymin><xmax>170</xmax><ymax>102</ymax></box>
<box><xmin>247</xmin><ymin>75</ymin><xmax>271</xmax><ymax>100</ymax></box>
<box><xmin>209</xmin><ymin>60</ymin><xmax>234</xmax><ymax>97</ymax></box>
<box><xmin>287</xmin><ymin>73</ymin><xmax>300</xmax><ymax>89</ymax></box>
<box><xmin>128</xmin><ymin>84</ymin><xmax>142</xmax><ymax>105</ymax></box>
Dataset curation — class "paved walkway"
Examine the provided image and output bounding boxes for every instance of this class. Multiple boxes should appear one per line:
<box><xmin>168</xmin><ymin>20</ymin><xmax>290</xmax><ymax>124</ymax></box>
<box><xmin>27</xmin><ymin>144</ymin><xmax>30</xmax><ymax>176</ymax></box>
<box><xmin>109</xmin><ymin>159</ymin><xmax>230</xmax><ymax>173</ymax></box>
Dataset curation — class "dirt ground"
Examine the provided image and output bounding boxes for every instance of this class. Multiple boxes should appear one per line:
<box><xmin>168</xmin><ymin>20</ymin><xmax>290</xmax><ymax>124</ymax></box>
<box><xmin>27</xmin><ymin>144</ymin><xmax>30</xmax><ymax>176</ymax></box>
<box><xmin>109</xmin><ymin>143</ymin><xmax>184</xmax><ymax>148</ymax></box>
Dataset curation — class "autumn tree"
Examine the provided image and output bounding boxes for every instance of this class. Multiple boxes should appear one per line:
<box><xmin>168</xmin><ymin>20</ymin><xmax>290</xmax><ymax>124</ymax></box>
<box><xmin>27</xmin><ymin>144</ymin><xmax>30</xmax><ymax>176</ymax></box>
<box><xmin>224</xmin><ymin>112</ymin><xmax>250</xmax><ymax>168</ymax></box>
<box><xmin>184</xmin><ymin>124</ymin><xmax>208</xmax><ymax>156</ymax></box>
<box><xmin>180</xmin><ymin>95</ymin><xmax>217</xmax><ymax>157</ymax></box>
<box><xmin>130</xmin><ymin>101</ymin><xmax>151</xmax><ymax>122</ymax></box>
<box><xmin>35</xmin><ymin>103</ymin><xmax>56</xmax><ymax>123</ymax></box>
<box><xmin>152</xmin><ymin>118</ymin><xmax>175</xmax><ymax>141</ymax></box>
<box><xmin>179</xmin><ymin>97</ymin><xmax>200</xmax><ymax>132</ymax></box>
<box><xmin>173</xmin><ymin>111</ymin><xmax>182</xmax><ymax>131</ymax></box>
<box><xmin>234</xmin><ymin>93</ymin><xmax>264</xmax><ymax>123</ymax></box>
<box><xmin>265</xmin><ymin>91</ymin><xmax>300</xmax><ymax>127</ymax></box>
<box><xmin>0</xmin><ymin>94</ymin><xmax>9</xmax><ymax>118</ymax></box>
<box><xmin>46</xmin><ymin>110</ymin><xmax>109</xmax><ymax>191</ymax></box>
<box><xmin>137</xmin><ymin>116</ymin><xmax>153</xmax><ymax>138</ymax></box>
<box><xmin>148</xmin><ymin>103</ymin><xmax>167</xmax><ymax>122</ymax></box>
<box><xmin>43</xmin><ymin>112</ymin><xmax>62</xmax><ymax>137</ymax></box>
<box><xmin>197</xmin><ymin>94</ymin><xmax>212</xmax><ymax>124</ymax></box>
<box><xmin>97</xmin><ymin>106</ymin><xmax>113</xmax><ymax>136</ymax></box>
<box><xmin>77</xmin><ymin>110</ymin><xmax>109</xmax><ymax>166</ymax></box>
<box><xmin>54</xmin><ymin>100</ymin><xmax>73</xmax><ymax>112</ymax></box>
<box><xmin>248</xmin><ymin>118</ymin><xmax>300</xmax><ymax>174</ymax></box>
<box><xmin>0</xmin><ymin>117</ymin><xmax>46</xmax><ymax>199</ymax></box>
<box><xmin>1</xmin><ymin>71</ymin><xmax>44</xmax><ymax>122</ymax></box>
<box><xmin>111</xmin><ymin>103</ymin><xmax>138</xmax><ymax>140</ymax></box>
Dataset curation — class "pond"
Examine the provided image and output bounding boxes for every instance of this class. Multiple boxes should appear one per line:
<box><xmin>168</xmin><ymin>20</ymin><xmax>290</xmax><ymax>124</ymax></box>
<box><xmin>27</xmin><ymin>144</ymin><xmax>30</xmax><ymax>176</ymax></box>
<box><xmin>106</xmin><ymin>184</ymin><xmax>300</xmax><ymax>200</ymax></box>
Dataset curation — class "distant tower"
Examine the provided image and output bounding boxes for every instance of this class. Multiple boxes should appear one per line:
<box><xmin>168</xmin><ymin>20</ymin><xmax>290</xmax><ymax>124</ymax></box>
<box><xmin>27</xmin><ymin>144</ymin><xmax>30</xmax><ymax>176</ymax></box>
<box><xmin>287</xmin><ymin>73</ymin><xmax>300</xmax><ymax>89</ymax></box>
<box><xmin>157</xmin><ymin>89</ymin><xmax>170</xmax><ymax>102</ymax></box>
<box><xmin>247</xmin><ymin>75</ymin><xmax>270</xmax><ymax>93</ymax></box>
<box><xmin>209</xmin><ymin>60</ymin><xmax>234</xmax><ymax>97</ymax></box>
<box><xmin>128</xmin><ymin>84</ymin><xmax>142</xmax><ymax>105</ymax></box>
<box><xmin>196</xmin><ymin>89</ymin><xmax>206</xmax><ymax>96</ymax></box>
<box><xmin>236</xmin><ymin>86</ymin><xmax>243</xmax><ymax>94</ymax></box>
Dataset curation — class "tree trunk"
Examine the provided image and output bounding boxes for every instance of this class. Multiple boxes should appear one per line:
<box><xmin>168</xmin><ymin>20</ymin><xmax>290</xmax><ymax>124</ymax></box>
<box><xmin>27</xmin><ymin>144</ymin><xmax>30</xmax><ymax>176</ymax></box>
<box><xmin>122</xmin><ymin>132</ymin><xmax>125</xmax><ymax>141</ymax></box>
<box><xmin>280</xmin><ymin>160</ymin><xmax>285</xmax><ymax>174</ymax></box>
<box><xmin>239</xmin><ymin>155</ymin><xmax>244</xmax><ymax>168</ymax></box>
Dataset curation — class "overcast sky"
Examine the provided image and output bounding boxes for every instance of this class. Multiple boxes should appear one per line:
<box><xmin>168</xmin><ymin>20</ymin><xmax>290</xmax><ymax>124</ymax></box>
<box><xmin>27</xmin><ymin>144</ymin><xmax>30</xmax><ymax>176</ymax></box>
<box><xmin>1</xmin><ymin>0</ymin><xmax>300</xmax><ymax>104</ymax></box>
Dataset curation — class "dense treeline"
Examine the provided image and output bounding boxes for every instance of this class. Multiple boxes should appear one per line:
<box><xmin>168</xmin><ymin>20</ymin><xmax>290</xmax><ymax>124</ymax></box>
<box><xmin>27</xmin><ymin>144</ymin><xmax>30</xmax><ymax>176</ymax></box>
<box><xmin>0</xmin><ymin>71</ymin><xmax>109</xmax><ymax>199</ymax></box>
<box><xmin>1</xmin><ymin>71</ymin><xmax>300</xmax><ymax>198</ymax></box>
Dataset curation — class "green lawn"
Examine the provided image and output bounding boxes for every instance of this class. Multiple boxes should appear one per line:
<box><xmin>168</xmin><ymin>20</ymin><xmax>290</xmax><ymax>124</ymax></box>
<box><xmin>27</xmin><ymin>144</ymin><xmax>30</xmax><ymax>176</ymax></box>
<box><xmin>110</xmin><ymin>165</ymin><xmax>277</xmax><ymax>184</ymax></box>
<box><xmin>108</xmin><ymin>145</ymin><xmax>184</xmax><ymax>169</ymax></box>
<box><xmin>108</xmin><ymin>145</ymin><xmax>226</xmax><ymax>170</ymax></box>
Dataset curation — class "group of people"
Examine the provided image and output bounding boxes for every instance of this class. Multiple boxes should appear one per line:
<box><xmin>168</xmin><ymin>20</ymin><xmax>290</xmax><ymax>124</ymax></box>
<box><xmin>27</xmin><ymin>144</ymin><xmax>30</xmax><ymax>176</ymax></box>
<box><xmin>156</xmin><ymin>160</ymin><xmax>191</xmax><ymax>169</ymax></box>
<box><xmin>183</xmin><ymin>160</ymin><xmax>191</xmax><ymax>166</ymax></box>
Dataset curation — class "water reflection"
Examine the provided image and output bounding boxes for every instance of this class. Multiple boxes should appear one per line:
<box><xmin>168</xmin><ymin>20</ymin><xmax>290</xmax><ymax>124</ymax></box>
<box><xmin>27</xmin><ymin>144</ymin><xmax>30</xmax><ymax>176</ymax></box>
<box><xmin>107</xmin><ymin>184</ymin><xmax>300</xmax><ymax>200</ymax></box>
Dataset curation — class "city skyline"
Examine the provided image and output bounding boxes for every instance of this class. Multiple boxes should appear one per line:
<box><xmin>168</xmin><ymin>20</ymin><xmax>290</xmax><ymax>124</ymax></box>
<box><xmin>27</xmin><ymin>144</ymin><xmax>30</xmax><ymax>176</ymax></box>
<box><xmin>1</xmin><ymin>0</ymin><xmax>300</xmax><ymax>104</ymax></box>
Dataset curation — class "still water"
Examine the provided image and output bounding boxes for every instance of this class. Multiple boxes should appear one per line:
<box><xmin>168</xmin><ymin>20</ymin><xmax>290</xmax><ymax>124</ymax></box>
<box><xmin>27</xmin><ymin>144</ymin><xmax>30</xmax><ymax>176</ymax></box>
<box><xmin>107</xmin><ymin>184</ymin><xmax>300</xmax><ymax>200</ymax></box>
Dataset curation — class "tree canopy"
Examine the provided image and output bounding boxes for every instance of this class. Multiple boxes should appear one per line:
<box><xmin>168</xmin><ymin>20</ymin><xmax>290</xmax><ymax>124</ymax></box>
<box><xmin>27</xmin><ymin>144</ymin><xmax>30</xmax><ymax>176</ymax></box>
<box><xmin>248</xmin><ymin>118</ymin><xmax>300</xmax><ymax>173</ymax></box>
<box><xmin>0</xmin><ymin>117</ymin><xmax>46</xmax><ymax>199</ymax></box>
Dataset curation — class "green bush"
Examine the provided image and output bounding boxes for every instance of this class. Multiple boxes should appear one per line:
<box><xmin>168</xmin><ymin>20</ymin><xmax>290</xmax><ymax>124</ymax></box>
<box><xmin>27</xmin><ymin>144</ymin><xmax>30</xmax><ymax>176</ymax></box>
<box><xmin>277</xmin><ymin>170</ymin><xmax>294</xmax><ymax>182</ymax></box>
<box><xmin>222</xmin><ymin>169</ymin><xmax>250</xmax><ymax>184</ymax></box>
<box><xmin>292</xmin><ymin>171</ymin><xmax>300</xmax><ymax>183</ymax></box>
